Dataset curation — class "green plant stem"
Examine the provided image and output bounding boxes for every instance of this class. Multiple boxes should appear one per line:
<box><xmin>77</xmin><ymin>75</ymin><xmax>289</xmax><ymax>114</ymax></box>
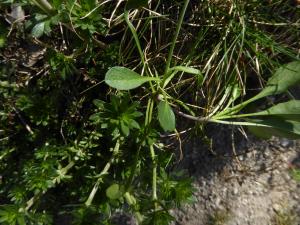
<box><xmin>85</xmin><ymin>139</ymin><xmax>120</xmax><ymax>207</ymax></box>
<box><xmin>150</xmin><ymin>144</ymin><xmax>158</xmax><ymax>205</ymax></box>
<box><xmin>124</xmin><ymin>10</ymin><xmax>146</xmax><ymax>67</ymax></box>
<box><xmin>213</xmin><ymin>97</ymin><xmax>255</xmax><ymax>118</ymax></box>
<box><xmin>144</xmin><ymin>98</ymin><xmax>158</xmax><ymax>208</ymax></box>
<box><xmin>124</xmin><ymin>192</ymin><xmax>143</xmax><ymax>223</ymax></box>
<box><xmin>164</xmin><ymin>0</ymin><xmax>190</xmax><ymax>75</ymax></box>
<box><xmin>175</xmin><ymin>109</ymin><xmax>209</xmax><ymax>122</ymax></box>
<box><xmin>31</xmin><ymin>0</ymin><xmax>54</xmax><ymax>15</ymax></box>
<box><xmin>209</xmin><ymin>119</ymin><xmax>270</xmax><ymax>127</ymax></box>
<box><xmin>145</xmin><ymin>98</ymin><xmax>154</xmax><ymax>126</ymax></box>
<box><xmin>214</xmin><ymin>112</ymin><xmax>264</xmax><ymax>120</ymax></box>
<box><xmin>175</xmin><ymin>110</ymin><xmax>271</xmax><ymax>127</ymax></box>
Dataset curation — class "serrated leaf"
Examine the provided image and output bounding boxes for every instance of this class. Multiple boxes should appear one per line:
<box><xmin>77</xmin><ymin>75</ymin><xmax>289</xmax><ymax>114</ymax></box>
<box><xmin>31</xmin><ymin>22</ymin><xmax>45</xmax><ymax>38</ymax></box>
<box><xmin>125</xmin><ymin>0</ymin><xmax>148</xmax><ymax>10</ymax></box>
<box><xmin>105</xmin><ymin>67</ymin><xmax>158</xmax><ymax>90</ymax></box>
<box><xmin>245</xmin><ymin>100</ymin><xmax>300</xmax><ymax>121</ymax></box>
<box><xmin>158</xmin><ymin>101</ymin><xmax>175</xmax><ymax>132</ymax></box>
<box><xmin>255</xmin><ymin>61</ymin><xmax>300</xmax><ymax>99</ymax></box>
<box><xmin>106</xmin><ymin>184</ymin><xmax>121</xmax><ymax>200</ymax></box>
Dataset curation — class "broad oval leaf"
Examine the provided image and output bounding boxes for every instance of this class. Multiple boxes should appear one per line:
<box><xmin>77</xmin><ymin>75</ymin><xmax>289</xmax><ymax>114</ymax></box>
<box><xmin>246</xmin><ymin>100</ymin><xmax>300</xmax><ymax>121</ymax></box>
<box><xmin>255</xmin><ymin>61</ymin><xmax>300</xmax><ymax>99</ymax></box>
<box><xmin>106</xmin><ymin>184</ymin><xmax>121</xmax><ymax>200</ymax></box>
<box><xmin>31</xmin><ymin>22</ymin><xmax>45</xmax><ymax>38</ymax></box>
<box><xmin>158</xmin><ymin>101</ymin><xmax>175</xmax><ymax>132</ymax></box>
<box><xmin>105</xmin><ymin>66</ymin><xmax>158</xmax><ymax>90</ymax></box>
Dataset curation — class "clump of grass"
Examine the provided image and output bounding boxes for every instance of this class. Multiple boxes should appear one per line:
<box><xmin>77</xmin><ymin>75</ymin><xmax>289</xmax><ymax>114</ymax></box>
<box><xmin>272</xmin><ymin>210</ymin><xmax>297</xmax><ymax>225</ymax></box>
<box><xmin>290</xmin><ymin>168</ymin><xmax>300</xmax><ymax>182</ymax></box>
<box><xmin>207</xmin><ymin>209</ymin><xmax>231</xmax><ymax>225</ymax></box>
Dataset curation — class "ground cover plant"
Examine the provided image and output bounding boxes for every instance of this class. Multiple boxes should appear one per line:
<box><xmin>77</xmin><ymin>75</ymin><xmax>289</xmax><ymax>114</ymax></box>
<box><xmin>0</xmin><ymin>0</ymin><xmax>300</xmax><ymax>224</ymax></box>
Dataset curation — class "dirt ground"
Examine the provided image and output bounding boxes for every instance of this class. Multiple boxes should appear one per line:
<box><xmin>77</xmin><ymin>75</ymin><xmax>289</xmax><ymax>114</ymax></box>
<box><xmin>172</xmin><ymin>124</ymin><xmax>300</xmax><ymax>225</ymax></box>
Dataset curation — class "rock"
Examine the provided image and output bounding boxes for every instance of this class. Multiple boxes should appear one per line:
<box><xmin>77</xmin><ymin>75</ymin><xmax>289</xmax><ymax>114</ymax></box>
<box><xmin>215</xmin><ymin>197</ymin><xmax>222</xmax><ymax>208</ymax></box>
<box><xmin>272</xmin><ymin>203</ymin><xmax>282</xmax><ymax>213</ymax></box>
<box><xmin>232</xmin><ymin>187</ymin><xmax>239</xmax><ymax>195</ymax></box>
<box><xmin>283</xmin><ymin>173</ymin><xmax>291</xmax><ymax>181</ymax></box>
<box><xmin>238</xmin><ymin>155</ymin><xmax>244</xmax><ymax>161</ymax></box>
<box><xmin>9</xmin><ymin>4</ymin><xmax>25</xmax><ymax>24</ymax></box>
<box><xmin>280</xmin><ymin>138</ymin><xmax>292</xmax><ymax>148</ymax></box>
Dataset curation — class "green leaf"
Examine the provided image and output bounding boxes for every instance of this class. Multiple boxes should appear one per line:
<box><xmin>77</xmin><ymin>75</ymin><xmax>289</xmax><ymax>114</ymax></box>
<box><xmin>217</xmin><ymin>61</ymin><xmax>300</xmax><ymax>117</ymax></box>
<box><xmin>158</xmin><ymin>101</ymin><xmax>176</xmax><ymax>132</ymax></box>
<box><xmin>290</xmin><ymin>169</ymin><xmax>300</xmax><ymax>182</ymax></box>
<box><xmin>163</xmin><ymin>66</ymin><xmax>203</xmax><ymax>88</ymax></box>
<box><xmin>31</xmin><ymin>22</ymin><xmax>45</xmax><ymax>38</ymax></box>
<box><xmin>255</xmin><ymin>61</ymin><xmax>300</xmax><ymax>99</ymax></box>
<box><xmin>169</xmin><ymin>66</ymin><xmax>203</xmax><ymax>76</ymax></box>
<box><xmin>120</xmin><ymin>121</ymin><xmax>129</xmax><ymax>136</ymax></box>
<box><xmin>93</xmin><ymin>99</ymin><xmax>105</xmax><ymax>109</ymax></box>
<box><xmin>105</xmin><ymin>67</ymin><xmax>158</xmax><ymax>90</ymax></box>
<box><xmin>17</xmin><ymin>216</ymin><xmax>26</xmax><ymax>225</ymax></box>
<box><xmin>245</xmin><ymin>100</ymin><xmax>300</xmax><ymax>121</ymax></box>
<box><xmin>125</xmin><ymin>0</ymin><xmax>148</xmax><ymax>10</ymax></box>
<box><xmin>106</xmin><ymin>184</ymin><xmax>121</xmax><ymax>200</ymax></box>
<box><xmin>0</xmin><ymin>36</ymin><xmax>5</xmax><ymax>48</ymax></box>
<box><xmin>247</xmin><ymin>118</ymin><xmax>300</xmax><ymax>139</ymax></box>
<box><xmin>130</xmin><ymin>119</ymin><xmax>140</xmax><ymax>129</ymax></box>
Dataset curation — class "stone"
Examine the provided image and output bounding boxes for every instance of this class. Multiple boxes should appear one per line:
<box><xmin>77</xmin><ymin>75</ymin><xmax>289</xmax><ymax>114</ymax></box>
<box><xmin>272</xmin><ymin>203</ymin><xmax>281</xmax><ymax>213</ymax></box>
<box><xmin>280</xmin><ymin>138</ymin><xmax>292</xmax><ymax>148</ymax></box>
<box><xmin>233</xmin><ymin>187</ymin><xmax>239</xmax><ymax>195</ymax></box>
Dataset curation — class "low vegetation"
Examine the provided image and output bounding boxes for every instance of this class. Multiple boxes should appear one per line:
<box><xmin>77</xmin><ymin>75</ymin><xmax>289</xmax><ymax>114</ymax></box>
<box><xmin>0</xmin><ymin>0</ymin><xmax>299</xmax><ymax>224</ymax></box>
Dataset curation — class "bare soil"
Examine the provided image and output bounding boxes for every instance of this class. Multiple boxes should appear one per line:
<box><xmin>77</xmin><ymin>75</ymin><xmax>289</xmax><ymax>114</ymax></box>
<box><xmin>172</xmin><ymin>124</ymin><xmax>300</xmax><ymax>225</ymax></box>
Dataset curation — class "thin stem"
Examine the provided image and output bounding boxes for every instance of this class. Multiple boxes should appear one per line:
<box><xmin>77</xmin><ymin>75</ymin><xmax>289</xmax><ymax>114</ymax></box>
<box><xmin>174</xmin><ymin>109</ymin><xmax>209</xmax><ymax>122</ymax></box>
<box><xmin>209</xmin><ymin>119</ymin><xmax>270</xmax><ymax>127</ymax></box>
<box><xmin>85</xmin><ymin>139</ymin><xmax>120</xmax><ymax>207</ymax></box>
<box><xmin>150</xmin><ymin>144</ymin><xmax>157</xmax><ymax>203</ymax></box>
<box><xmin>175</xmin><ymin>110</ymin><xmax>270</xmax><ymax>127</ymax></box>
<box><xmin>124</xmin><ymin>192</ymin><xmax>144</xmax><ymax>223</ymax></box>
<box><xmin>31</xmin><ymin>0</ymin><xmax>54</xmax><ymax>15</ymax></box>
<box><xmin>214</xmin><ymin>96</ymin><xmax>256</xmax><ymax>118</ymax></box>
<box><xmin>124</xmin><ymin>10</ymin><xmax>146</xmax><ymax>67</ymax></box>
<box><xmin>164</xmin><ymin>0</ymin><xmax>190</xmax><ymax>75</ymax></box>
